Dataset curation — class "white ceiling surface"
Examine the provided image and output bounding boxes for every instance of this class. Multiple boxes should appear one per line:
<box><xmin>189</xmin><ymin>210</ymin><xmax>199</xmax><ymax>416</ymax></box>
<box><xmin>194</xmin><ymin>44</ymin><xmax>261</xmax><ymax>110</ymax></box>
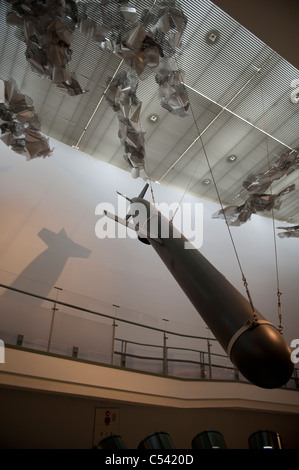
<box><xmin>0</xmin><ymin>0</ymin><xmax>298</xmax><ymax>224</ymax></box>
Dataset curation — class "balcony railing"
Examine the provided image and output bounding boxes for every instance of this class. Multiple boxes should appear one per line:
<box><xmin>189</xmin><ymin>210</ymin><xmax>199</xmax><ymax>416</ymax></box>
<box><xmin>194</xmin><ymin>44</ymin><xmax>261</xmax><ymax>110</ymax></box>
<box><xmin>0</xmin><ymin>280</ymin><xmax>298</xmax><ymax>390</ymax></box>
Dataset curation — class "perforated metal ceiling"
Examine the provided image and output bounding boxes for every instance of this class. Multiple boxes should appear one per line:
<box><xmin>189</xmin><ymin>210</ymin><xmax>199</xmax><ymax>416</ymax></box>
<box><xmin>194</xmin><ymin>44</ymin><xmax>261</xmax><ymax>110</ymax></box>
<box><xmin>0</xmin><ymin>0</ymin><xmax>298</xmax><ymax>223</ymax></box>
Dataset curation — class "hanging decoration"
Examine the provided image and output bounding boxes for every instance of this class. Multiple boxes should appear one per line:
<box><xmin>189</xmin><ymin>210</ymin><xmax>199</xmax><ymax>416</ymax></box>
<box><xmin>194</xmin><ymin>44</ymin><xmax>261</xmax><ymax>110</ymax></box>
<box><xmin>105</xmin><ymin>68</ymin><xmax>147</xmax><ymax>179</ymax></box>
<box><xmin>277</xmin><ymin>225</ymin><xmax>299</xmax><ymax>238</ymax></box>
<box><xmin>4</xmin><ymin>0</ymin><xmax>189</xmax><ymax>175</ymax></box>
<box><xmin>242</xmin><ymin>148</ymin><xmax>299</xmax><ymax>194</ymax></box>
<box><xmin>4</xmin><ymin>0</ymin><xmax>188</xmax><ymax>96</ymax></box>
<box><xmin>0</xmin><ymin>78</ymin><xmax>52</xmax><ymax>160</ymax></box>
<box><xmin>213</xmin><ymin>148</ymin><xmax>299</xmax><ymax>226</ymax></box>
<box><xmin>76</xmin><ymin>0</ymin><xmax>187</xmax><ymax>74</ymax></box>
<box><xmin>213</xmin><ymin>185</ymin><xmax>295</xmax><ymax>227</ymax></box>
<box><xmin>155</xmin><ymin>57</ymin><xmax>189</xmax><ymax>117</ymax></box>
<box><xmin>290</xmin><ymin>78</ymin><xmax>299</xmax><ymax>104</ymax></box>
<box><xmin>5</xmin><ymin>0</ymin><xmax>83</xmax><ymax>96</ymax></box>
<box><xmin>98</xmin><ymin>0</ymin><xmax>189</xmax><ymax>175</ymax></box>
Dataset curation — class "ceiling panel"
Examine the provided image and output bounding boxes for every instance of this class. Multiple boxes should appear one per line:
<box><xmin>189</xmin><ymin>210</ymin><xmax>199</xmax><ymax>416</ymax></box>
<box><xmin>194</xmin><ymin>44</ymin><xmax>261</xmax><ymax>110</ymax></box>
<box><xmin>0</xmin><ymin>0</ymin><xmax>298</xmax><ymax>226</ymax></box>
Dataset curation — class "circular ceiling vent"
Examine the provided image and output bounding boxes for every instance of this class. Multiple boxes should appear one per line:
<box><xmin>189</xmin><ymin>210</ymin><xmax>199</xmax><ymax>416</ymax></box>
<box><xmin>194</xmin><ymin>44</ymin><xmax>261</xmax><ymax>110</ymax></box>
<box><xmin>205</xmin><ymin>30</ymin><xmax>220</xmax><ymax>45</ymax></box>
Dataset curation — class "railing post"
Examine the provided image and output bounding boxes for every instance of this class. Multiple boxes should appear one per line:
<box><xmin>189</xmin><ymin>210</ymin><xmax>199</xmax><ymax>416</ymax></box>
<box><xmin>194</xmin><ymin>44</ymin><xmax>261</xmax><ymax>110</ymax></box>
<box><xmin>163</xmin><ymin>331</ymin><xmax>168</xmax><ymax>375</ymax></box>
<box><xmin>121</xmin><ymin>340</ymin><xmax>127</xmax><ymax>368</ymax></box>
<box><xmin>234</xmin><ymin>367</ymin><xmax>240</xmax><ymax>381</ymax></box>
<box><xmin>162</xmin><ymin>318</ymin><xmax>169</xmax><ymax>376</ymax></box>
<box><xmin>207</xmin><ymin>339</ymin><xmax>212</xmax><ymax>379</ymax></box>
<box><xmin>200</xmin><ymin>351</ymin><xmax>206</xmax><ymax>379</ymax></box>
<box><xmin>111</xmin><ymin>319</ymin><xmax>118</xmax><ymax>365</ymax></box>
<box><xmin>47</xmin><ymin>287</ymin><xmax>62</xmax><ymax>353</ymax></box>
<box><xmin>16</xmin><ymin>334</ymin><xmax>24</xmax><ymax>347</ymax></box>
<box><xmin>111</xmin><ymin>304</ymin><xmax>119</xmax><ymax>365</ymax></box>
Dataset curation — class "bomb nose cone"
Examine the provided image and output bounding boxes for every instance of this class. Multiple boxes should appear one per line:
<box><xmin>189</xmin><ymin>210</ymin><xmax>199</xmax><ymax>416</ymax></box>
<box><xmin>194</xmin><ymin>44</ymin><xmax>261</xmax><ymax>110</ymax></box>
<box><xmin>230</xmin><ymin>323</ymin><xmax>294</xmax><ymax>389</ymax></box>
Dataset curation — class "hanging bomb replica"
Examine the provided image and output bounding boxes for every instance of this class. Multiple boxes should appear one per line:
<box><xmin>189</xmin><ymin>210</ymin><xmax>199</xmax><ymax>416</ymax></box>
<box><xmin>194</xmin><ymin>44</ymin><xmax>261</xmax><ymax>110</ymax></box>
<box><xmin>105</xmin><ymin>184</ymin><xmax>294</xmax><ymax>389</ymax></box>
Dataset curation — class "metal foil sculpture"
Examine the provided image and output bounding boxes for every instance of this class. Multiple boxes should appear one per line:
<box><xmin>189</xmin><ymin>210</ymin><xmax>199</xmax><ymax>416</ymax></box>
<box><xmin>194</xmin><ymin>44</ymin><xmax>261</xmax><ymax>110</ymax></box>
<box><xmin>155</xmin><ymin>57</ymin><xmax>189</xmax><ymax>117</ymax></box>
<box><xmin>277</xmin><ymin>225</ymin><xmax>299</xmax><ymax>238</ymax></box>
<box><xmin>105</xmin><ymin>68</ymin><xmax>147</xmax><ymax>179</ymax></box>
<box><xmin>5</xmin><ymin>0</ymin><xmax>83</xmax><ymax>96</ymax></box>
<box><xmin>100</xmin><ymin>0</ymin><xmax>189</xmax><ymax>176</ymax></box>
<box><xmin>0</xmin><ymin>78</ymin><xmax>52</xmax><ymax>159</ymax></box>
<box><xmin>213</xmin><ymin>148</ymin><xmax>299</xmax><ymax>226</ymax></box>
<box><xmin>243</xmin><ymin>148</ymin><xmax>299</xmax><ymax>194</ymax></box>
<box><xmin>4</xmin><ymin>0</ymin><xmax>189</xmax><ymax>175</ymax></box>
<box><xmin>213</xmin><ymin>184</ymin><xmax>295</xmax><ymax>227</ymax></box>
<box><xmin>76</xmin><ymin>0</ymin><xmax>188</xmax><ymax>78</ymax></box>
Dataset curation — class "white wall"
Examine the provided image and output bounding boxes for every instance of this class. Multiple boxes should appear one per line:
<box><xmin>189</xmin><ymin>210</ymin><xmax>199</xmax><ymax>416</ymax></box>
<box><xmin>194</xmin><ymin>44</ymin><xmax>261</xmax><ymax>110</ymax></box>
<box><xmin>0</xmin><ymin>138</ymin><xmax>298</xmax><ymax>346</ymax></box>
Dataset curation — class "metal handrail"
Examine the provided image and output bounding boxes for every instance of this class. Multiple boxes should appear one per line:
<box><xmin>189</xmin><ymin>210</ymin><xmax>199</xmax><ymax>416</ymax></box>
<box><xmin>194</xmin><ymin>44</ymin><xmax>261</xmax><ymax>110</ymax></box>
<box><xmin>1</xmin><ymin>282</ymin><xmax>298</xmax><ymax>389</ymax></box>
<box><xmin>115</xmin><ymin>337</ymin><xmax>228</xmax><ymax>363</ymax></box>
<box><xmin>115</xmin><ymin>338</ymin><xmax>165</xmax><ymax>349</ymax></box>
<box><xmin>114</xmin><ymin>338</ymin><xmax>298</xmax><ymax>388</ymax></box>
<box><xmin>0</xmin><ymin>283</ymin><xmax>218</xmax><ymax>342</ymax></box>
<box><xmin>114</xmin><ymin>350</ymin><xmax>231</xmax><ymax>369</ymax></box>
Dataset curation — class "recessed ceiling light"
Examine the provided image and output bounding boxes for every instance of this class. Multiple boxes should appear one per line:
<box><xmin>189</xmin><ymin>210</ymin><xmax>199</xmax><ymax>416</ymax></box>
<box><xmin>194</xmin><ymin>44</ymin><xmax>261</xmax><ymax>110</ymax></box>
<box><xmin>149</xmin><ymin>114</ymin><xmax>159</xmax><ymax>123</ymax></box>
<box><xmin>205</xmin><ymin>30</ymin><xmax>220</xmax><ymax>45</ymax></box>
<box><xmin>227</xmin><ymin>155</ymin><xmax>237</xmax><ymax>162</ymax></box>
<box><xmin>203</xmin><ymin>179</ymin><xmax>211</xmax><ymax>185</ymax></box>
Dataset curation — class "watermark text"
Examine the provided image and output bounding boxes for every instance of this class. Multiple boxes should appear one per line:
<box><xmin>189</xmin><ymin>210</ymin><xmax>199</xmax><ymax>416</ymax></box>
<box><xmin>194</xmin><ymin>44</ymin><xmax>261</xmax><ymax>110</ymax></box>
<box><xmin>291</xmin><ymin>339</ymin><xmax>299</xmax><ymax>364</ymax></box>
<box><xmin>95</xmin><ymin>197</ymin><xmax>203</xmax><ymax>249</ymax></box>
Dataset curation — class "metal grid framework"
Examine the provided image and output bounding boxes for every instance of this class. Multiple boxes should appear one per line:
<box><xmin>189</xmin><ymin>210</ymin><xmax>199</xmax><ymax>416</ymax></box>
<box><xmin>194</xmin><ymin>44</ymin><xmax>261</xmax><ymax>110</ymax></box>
<box><xmin>0</xmin><ymin>0</ymin><xmax>298</xmax><ymax>223</ymax></box>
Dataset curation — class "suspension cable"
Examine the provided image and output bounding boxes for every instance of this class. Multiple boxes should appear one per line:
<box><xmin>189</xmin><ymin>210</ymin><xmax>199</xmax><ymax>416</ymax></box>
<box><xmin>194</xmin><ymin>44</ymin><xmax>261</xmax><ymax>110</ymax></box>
<box><xmin>167</xmin><ymin>57</ymin><xmax>258</xmax><ymax>318</ymax></box>
<box><xmin>196</xmin><ymin>110</ymin><xmax>257</xmax><ymax>318</ymax></box>
<box><xmin>260</xmin><ymin>84</ymin><xmax>284</xmax><ymax>334</ymax></box>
